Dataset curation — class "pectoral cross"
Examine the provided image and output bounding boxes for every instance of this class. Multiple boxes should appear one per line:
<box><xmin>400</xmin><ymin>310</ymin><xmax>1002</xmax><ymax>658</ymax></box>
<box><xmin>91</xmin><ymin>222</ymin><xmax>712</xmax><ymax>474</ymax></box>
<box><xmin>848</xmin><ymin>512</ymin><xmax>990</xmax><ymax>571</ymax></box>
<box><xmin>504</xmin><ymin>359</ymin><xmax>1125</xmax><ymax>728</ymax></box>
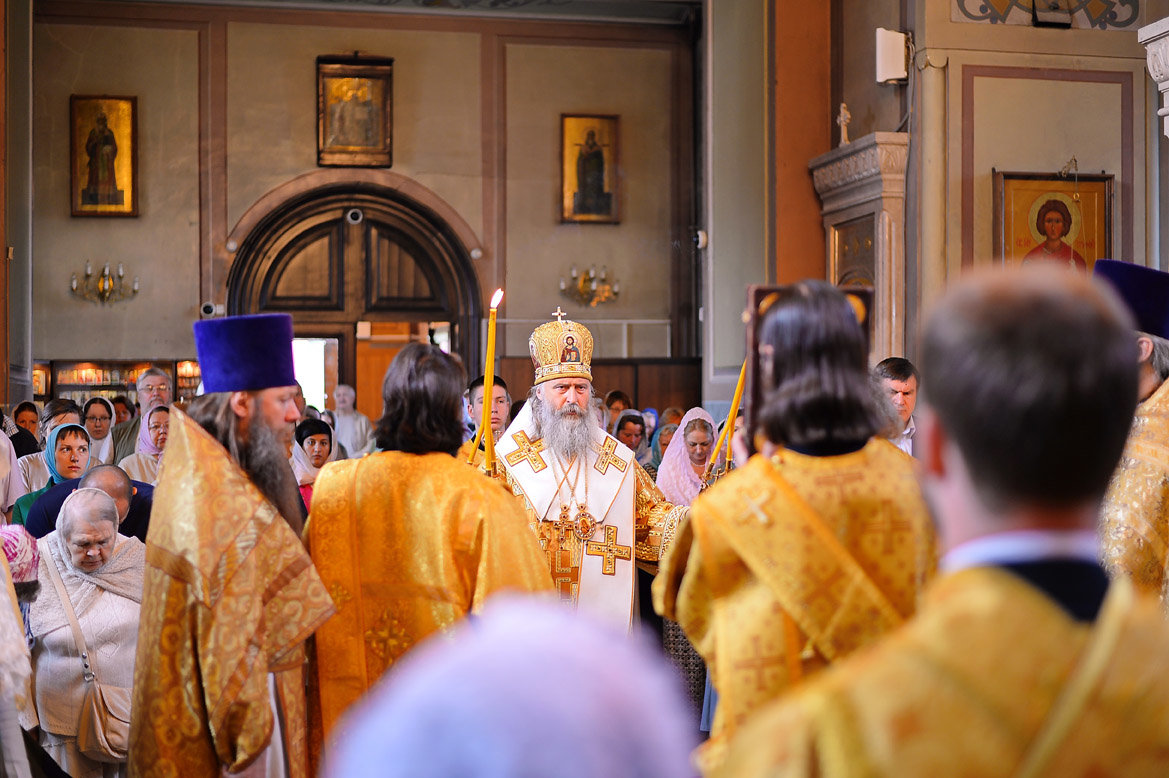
<box><xmin>504</xmin><ymin>430</ymin><xmax>547</xmax><ymax>472</ymax></box>
<box><xmin>585</xmin><ymin>525</ymin><xmax>632</xmax><ymax>576</ymax></box>
<box><xmin>593</xmin><ymin>438</ymin><xmax>627</xmax><ymax>475</ymax></box>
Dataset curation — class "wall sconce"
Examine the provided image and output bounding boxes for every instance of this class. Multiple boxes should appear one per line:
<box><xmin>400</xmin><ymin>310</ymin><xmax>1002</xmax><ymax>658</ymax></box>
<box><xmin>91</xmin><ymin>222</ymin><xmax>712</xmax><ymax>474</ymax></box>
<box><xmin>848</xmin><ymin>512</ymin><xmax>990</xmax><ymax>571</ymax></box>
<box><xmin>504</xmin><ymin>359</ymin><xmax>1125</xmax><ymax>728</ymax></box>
<box><xmin>559</xmin><ymin>265</ymin><xmax>619</xmax><ymax>308</ymax></box>
<box><xmin>71</xmin><ymin>261</ymin><xmax>139</xmax><ymax>305</ymax></box>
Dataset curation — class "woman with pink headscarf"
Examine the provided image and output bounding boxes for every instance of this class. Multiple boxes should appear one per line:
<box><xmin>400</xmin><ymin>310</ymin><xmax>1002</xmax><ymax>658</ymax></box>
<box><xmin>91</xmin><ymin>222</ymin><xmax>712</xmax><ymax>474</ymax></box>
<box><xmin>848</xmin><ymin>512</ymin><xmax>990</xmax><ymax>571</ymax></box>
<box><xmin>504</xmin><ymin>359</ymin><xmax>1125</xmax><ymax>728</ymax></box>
<box><xmin>655</xmin><ymin>408</ymin><xmax>722</xmax><ymax>506</ymax></box>
<box><xmin>117</xmin><ymin>406</ymin><xmax>169</xmax><ymax>485</ymax></box>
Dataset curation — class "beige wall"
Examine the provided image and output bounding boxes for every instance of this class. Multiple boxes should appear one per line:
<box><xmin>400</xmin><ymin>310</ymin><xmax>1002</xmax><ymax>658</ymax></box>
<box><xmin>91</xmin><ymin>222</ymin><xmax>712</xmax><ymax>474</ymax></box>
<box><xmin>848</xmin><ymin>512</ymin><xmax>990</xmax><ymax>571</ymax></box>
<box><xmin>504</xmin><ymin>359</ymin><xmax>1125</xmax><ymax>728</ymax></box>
<box><xmin>838</xmin><ymin>0</ymin><xmax>902</xmax><ymax>141</ymax></box>
<box><xmin>32</xmin><ymin>24</ymin><xmax>201</xmax><ymax>359</ymax></box>
<box><xmin>503</xmin><ymin>43</ymin><xmax>673</xmax><ymax>358</ymax></box>
<box><xmin>226</xmin><ymin>23</ymin><xmax>483</xmax><ymax>235</ymax></box>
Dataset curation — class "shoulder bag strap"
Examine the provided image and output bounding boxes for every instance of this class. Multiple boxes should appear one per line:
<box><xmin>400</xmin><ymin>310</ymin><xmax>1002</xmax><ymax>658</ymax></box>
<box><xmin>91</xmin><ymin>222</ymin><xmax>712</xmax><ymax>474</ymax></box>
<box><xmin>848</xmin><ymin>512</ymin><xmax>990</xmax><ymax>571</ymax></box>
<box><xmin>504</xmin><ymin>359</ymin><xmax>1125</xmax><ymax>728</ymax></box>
<box><xmin>42</xmin><ymin>555</ymin><xmax>97</xmax><ymax>683</ymax></box>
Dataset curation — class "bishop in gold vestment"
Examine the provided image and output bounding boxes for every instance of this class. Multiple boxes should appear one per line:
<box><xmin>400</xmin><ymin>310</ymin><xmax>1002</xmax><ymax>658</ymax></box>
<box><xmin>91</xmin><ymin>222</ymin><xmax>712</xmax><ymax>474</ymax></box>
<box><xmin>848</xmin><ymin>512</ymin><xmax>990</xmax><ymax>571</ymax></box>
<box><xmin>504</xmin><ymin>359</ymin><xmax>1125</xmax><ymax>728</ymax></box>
<box><xmin>654</xmin><ymin>440</ymin><xmax>935</xmax><ymax>770</ymax></box>
<box><xmin>717</xmin><ymin>570</ymin><xmax>1169</xmax><ymax>778</ymax></box>
<box><xmin>496</xmin><ymin>315</ymin><xmax>687</xmax><ymax>629</ymax></box>
<box><xmin>305</xmin><ymin>449</ymin><xmax>553</xmax><ymax>749</ymax></box>
<box><xmin>129</xmin><ymin>408</ymin><xmax>336</xmax><ymax>778</ymax></box>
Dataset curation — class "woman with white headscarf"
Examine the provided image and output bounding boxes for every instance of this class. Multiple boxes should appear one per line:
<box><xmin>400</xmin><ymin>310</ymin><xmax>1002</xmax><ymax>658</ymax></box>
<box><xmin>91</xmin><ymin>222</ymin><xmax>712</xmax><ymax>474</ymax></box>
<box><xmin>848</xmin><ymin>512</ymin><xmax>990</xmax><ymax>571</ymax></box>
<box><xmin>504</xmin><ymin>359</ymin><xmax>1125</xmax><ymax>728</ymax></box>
<box><xmin>29</xmin><ymin>488</ymin><xmax>145</xmax><ymax>778</ymax></box>
<box><xmin>82</xmin><ymin>398</ymin><xmax>117</xmax><ymax>467</ymax></box>
<box><xmin>291</xmin><ymin>418</ymin><xmax>334</xmax><ymax>510</ymax></box>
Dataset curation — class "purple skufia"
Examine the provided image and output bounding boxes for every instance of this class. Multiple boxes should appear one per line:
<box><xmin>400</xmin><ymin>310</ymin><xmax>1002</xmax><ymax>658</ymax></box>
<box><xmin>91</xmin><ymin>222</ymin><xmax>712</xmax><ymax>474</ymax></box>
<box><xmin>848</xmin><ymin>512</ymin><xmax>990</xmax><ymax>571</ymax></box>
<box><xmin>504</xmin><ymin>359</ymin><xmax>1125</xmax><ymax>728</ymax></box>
<box><xmin>193</xmin><ymin>313</ymin><xmax>297</xmax><ymax>392</ymax></box>
<box><xmin>1093</xmin><ymin>259</ymin><xmax>1169</xmax><ymax>341</ymax></box>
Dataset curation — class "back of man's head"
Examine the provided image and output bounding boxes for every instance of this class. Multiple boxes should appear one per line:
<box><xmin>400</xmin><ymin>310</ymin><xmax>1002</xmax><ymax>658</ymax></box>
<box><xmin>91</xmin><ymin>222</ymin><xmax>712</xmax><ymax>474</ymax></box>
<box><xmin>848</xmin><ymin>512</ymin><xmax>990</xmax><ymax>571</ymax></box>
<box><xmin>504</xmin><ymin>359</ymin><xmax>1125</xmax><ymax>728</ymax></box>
<box><xmin>376</xmin><ymin>343</ymin><xmax>466</xmax><ymax>456</ymax></box>
<box><xmin>921</xmin><ymin>267</ymin><xmax>1137</xmax><ymax>511</ymax></box>
<box><xmin>79</xmin><ymin>464</ymin><xmax>133</xmax><ymax>520</ymax></box>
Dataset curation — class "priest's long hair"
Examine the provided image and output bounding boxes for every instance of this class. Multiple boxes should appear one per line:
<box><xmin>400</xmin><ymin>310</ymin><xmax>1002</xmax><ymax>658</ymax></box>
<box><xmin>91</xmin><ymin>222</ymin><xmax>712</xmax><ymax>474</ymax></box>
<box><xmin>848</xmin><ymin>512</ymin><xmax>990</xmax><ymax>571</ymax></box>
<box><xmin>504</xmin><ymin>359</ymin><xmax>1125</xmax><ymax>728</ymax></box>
<box><xmin>756</xmin><ymin>281</ymin><xmax>884</xmax><ymax>451</ymax></box>
<box><xmin>375</xmin><ymin>342</ymin><xmax>466</xmax><ymax>456</ymax></box>
<box><xmin>186</xmin><ymin>392</ymin><xmax>305</xmax><ymax>534</ymax></box>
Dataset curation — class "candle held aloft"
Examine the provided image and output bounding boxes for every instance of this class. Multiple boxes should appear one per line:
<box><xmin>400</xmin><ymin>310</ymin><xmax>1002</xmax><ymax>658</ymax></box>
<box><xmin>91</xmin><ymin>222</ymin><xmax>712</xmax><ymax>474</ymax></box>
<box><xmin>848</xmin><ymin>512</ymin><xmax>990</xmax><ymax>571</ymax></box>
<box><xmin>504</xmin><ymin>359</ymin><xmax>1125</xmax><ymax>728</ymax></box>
<box><xmin>479</xmin><ymin>288</ymin><xmax>504</xmax><ymax>473</ymax></box>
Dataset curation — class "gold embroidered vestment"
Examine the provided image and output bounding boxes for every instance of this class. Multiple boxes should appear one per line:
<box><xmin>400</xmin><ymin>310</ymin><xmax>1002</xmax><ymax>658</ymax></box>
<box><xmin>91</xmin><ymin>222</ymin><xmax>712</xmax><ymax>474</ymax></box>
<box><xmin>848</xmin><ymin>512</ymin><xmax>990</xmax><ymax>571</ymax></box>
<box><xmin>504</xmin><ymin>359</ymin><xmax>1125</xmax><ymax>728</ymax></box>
<box><xmin>717</xmin><ymin>570</ymin><xmax>1169</xmax><ymax>778</ymax></box>
<box><xmin>1101</xmin><ymin>376</ymin><xmax>1169</xmax><ymax>604</ymax></box>
<box><xmin>128</xmin><ymin>409</ymin><xmax>336</xmax><ymax>778</ymax></box>
<box><xmin>305</xmin><ymin>451</ymin><xmax>553</xmax><ymax>751</ymax></box>
<box><xmin>654</xmin><ymin>440</ymin><xmax>936</xmax><ymax>771</ymax></box>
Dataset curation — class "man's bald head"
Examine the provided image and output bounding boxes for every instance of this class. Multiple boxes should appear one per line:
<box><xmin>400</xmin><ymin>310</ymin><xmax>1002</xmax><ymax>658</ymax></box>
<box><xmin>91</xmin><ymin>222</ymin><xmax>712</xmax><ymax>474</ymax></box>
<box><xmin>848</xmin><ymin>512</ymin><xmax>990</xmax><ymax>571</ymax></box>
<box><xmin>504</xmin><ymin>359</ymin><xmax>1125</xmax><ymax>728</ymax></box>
<box><xmin>79</xmin><ymin>464</ymin><xmax>134</xmax><ymax>521</ymax></box>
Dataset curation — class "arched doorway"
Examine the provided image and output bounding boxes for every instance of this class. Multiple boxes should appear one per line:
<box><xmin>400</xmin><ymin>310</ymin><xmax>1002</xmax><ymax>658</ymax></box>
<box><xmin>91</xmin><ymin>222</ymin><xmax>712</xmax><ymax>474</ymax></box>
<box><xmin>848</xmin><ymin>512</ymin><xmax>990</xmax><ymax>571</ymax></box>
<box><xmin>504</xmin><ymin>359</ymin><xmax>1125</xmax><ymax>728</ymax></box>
<box><xmin>225</xmin><ymin>173</ymin><xmax>483</xmax><ymax>416</ymax></box>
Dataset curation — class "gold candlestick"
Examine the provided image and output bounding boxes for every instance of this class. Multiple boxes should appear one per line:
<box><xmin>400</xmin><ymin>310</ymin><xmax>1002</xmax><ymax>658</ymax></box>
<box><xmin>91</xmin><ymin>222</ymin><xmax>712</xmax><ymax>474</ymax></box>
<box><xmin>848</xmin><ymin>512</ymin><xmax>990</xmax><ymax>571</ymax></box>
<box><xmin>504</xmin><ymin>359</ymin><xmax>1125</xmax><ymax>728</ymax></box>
<box><xmin>705</xmin><ymin>358</ymin><xmax>747</xmax><ymax>482</ymax></box>
<box><xmin>479</xmin><ymin>288</ymin><xmax>504</xmax><ymax>474</ymax></box>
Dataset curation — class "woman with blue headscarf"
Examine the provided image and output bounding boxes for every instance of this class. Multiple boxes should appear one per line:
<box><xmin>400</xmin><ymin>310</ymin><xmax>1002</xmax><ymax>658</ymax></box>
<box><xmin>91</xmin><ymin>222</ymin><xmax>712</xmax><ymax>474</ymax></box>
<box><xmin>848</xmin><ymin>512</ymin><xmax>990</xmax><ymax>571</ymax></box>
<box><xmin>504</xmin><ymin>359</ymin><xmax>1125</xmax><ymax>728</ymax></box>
<box><xmin>11</xmin><ymin>424</ymin><xmax>90</xmax><ymax>527</ymax></box>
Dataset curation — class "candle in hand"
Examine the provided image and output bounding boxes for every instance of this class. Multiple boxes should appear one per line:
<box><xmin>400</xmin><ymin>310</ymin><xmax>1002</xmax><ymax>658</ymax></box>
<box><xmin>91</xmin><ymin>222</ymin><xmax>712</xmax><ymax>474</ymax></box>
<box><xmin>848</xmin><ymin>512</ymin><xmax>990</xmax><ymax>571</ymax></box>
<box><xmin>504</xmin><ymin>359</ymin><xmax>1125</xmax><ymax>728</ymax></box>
<box><xmin>481</xmin><ymin>288</ymin><xmax>504</xmax><ymax>472</ymax></box>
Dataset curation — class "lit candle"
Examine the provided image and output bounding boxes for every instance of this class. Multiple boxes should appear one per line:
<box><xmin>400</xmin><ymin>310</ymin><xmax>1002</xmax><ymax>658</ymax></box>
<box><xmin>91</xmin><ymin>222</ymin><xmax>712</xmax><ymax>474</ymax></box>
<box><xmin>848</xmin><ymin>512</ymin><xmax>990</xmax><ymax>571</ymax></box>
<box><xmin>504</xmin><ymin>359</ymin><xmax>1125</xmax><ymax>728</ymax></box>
<box><xmin>132</xmin><ymin>277</ymin><xmax>139</xmax><ymax>292</ymax></box>
<box><xmin>706</xmin><ymin>358</ymin><xmax>747</xmax><ymax>481</ymax></box>
<box><xmin>71</xmin><ymin>273</ymin><xmax>78</xmax><ymax>291</ymax></box>
<box><xmin>480</xmin><ymin>288</ymin><xmax>504</xmax><ymax>474</ymax></box>
<box><xmin>85</xmin><ymin>260</ymin><xmax>92</xmax><ymax>276</ymax></box>
<box><xmin>117</xmin><ymin>263</ymin><xmax>124</xmax><ymax>278</ymax></box>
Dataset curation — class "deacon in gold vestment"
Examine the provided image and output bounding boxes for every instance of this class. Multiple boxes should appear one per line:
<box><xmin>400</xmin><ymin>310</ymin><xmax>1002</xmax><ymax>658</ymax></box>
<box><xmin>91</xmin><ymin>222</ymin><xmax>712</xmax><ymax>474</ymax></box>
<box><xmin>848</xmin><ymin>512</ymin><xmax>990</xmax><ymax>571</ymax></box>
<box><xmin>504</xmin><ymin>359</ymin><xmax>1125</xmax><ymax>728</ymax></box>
<box><xmin>305</xmin><ymin>344</ymin><xmax>552</xmax><ymax>754</ymax></box>
<box><xmin>496</xmin><ymin>313</ymin><xmax>687</xmax><ymax>629</ymax></box>
<box><xmin>719</xmin><ymin>268</ymin><xmax>1165</xmax><ymax>778</ymax></box>
<box><xmin>1094</xmin><ymin>261</ymin><xmax>1169</xmax><ymax>604</ymax></box>
<box><xmin>654</xmin><ymin>282</ymin><xmax>935</xmax><ymax>772</ymax></box>
<box><xmin>130</xmin><ymin>313</ymin><xmax>336</xmax><ymax>778</ymax></box>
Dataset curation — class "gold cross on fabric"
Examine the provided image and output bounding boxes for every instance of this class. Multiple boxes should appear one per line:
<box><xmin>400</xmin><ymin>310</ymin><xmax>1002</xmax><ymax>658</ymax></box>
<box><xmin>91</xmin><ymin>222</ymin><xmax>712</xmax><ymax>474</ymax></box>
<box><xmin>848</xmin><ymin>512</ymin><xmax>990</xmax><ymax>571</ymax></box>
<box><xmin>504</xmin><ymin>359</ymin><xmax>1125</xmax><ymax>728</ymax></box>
<box><xmin>593</xmin><ymin>438</ymin><xmax>628</xmax><ymax>475</ymax></box>
<box><xmin>862</xmin><ymin>506</ymin><xmax>913</xmax><ymax>553</ymax></box>
<box><xmin>733</xmin><ymin>634</ymin><xmax>783</xmax><ymax>693</ymax></box>
<box><xmin>504</xmin><ymin>431</ymin><xmax>547</xmax><ymax>472</ymax></box>
<box><xmin>739</xmin><ymin>487</ymin><xmax>773</xmax><ymax>525</ymax></box>
<box><xmin>585</xmin><ymin>525</ymin><xmax>632</xmax><ymax>576</ymax></box>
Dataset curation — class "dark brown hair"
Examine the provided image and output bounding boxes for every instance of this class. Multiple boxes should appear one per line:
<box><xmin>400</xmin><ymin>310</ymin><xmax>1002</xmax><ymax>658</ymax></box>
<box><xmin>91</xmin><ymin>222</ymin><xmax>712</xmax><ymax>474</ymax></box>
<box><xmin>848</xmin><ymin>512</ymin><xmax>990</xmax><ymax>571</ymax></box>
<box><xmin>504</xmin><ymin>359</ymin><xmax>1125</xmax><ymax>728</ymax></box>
<box><xmin>375</xmin><ymin>343</ymin><xmax>466</xmax><ymax>456</ymax></box>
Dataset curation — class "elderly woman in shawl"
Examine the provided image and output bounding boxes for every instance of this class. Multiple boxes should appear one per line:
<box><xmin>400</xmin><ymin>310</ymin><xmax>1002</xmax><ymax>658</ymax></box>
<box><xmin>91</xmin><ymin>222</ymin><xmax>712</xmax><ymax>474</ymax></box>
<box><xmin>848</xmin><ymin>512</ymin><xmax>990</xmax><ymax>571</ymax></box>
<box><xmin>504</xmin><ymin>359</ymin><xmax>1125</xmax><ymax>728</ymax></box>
<box><xmin>12</xmin><ymin>424</ymin><xmax>90</xmax><ymax>528</ymax></box>
<box><xmin>117</xmin><ymin>405</ymin><xmax>168</xmax><ymax>485</ymax></box>
<box><xmin>82</xmin><ymin>398</ymin><xmax>117</xmax><ymax>467</ymax></box>
<box><xmin>292</xmin><ymin>418</ymin><xmax>334</xmax><ymax>509</ymax></box>
<box><xmin>0</xmin><ymin>527</ymin><xmax>37</xmax><ymax>778</ymax></box>
<box><xmin>29</xmin><ymin>488</ymin><xmax>144</xmax><ymax>778</ymax></box>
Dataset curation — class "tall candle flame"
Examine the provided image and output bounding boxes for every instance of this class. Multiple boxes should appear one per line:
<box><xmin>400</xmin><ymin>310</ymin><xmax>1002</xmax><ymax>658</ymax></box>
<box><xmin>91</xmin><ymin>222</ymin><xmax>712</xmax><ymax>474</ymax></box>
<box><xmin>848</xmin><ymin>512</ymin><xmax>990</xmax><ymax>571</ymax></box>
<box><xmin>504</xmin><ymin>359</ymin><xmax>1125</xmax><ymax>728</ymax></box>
<box><xmin>490</xmin><ymin>288</ymin><xmax>504</xmax><ymax>309</ymax></box>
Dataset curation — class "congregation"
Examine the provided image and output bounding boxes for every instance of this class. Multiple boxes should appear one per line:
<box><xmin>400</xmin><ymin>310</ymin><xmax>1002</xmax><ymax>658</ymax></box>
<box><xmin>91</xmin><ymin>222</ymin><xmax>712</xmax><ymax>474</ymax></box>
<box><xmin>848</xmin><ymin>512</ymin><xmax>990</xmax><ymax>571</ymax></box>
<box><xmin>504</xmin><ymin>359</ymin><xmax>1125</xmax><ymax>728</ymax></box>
<box><xmin>1</xmin><ymin>261</ymin><xmax>1169</xmax><ymax>777</ymax></box>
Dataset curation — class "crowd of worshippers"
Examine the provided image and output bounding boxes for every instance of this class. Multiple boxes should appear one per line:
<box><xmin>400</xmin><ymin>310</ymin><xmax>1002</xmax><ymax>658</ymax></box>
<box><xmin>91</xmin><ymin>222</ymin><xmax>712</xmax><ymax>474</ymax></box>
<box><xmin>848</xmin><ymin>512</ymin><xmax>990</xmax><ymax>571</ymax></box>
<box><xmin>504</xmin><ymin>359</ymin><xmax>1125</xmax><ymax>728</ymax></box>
<box><xmin>2</xmin><ymin>259</ymin><xmax>1169</xmax><ymax>777</ymax></box>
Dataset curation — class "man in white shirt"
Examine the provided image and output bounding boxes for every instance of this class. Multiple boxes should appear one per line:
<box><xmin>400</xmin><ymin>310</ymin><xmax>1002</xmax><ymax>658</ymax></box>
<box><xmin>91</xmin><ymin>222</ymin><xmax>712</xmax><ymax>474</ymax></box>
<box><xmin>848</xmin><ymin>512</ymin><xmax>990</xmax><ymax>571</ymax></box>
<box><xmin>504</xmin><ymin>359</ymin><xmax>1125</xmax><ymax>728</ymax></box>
<box><xmin>874</xmin><ymin>357</ymin><xmax>918</xmax><ymax>456</ymax></box>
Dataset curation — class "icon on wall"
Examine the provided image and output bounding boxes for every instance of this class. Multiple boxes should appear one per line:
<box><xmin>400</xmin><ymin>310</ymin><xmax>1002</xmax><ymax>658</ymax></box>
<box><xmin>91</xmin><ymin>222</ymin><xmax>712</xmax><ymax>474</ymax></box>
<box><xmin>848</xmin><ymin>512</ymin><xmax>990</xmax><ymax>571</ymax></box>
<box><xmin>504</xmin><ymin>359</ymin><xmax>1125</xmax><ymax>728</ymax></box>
<box><xmin>993</xmin><ymin>170</ymin><xmax>1113</xmax><ymax>272</ymax></box>
<box><xmin>70</xmin><ymin>95</ymin><xmax>138</xmax><ymax>217</ymax></box>
<box><xmin>317</xmin><ymin>55</ymin><xmax>395</xmax><ymax>168</ymax></box>
<box><xmin>561</xmin><ymin>114</ymin><xmax>619</xmax><ymax>224</ymax></box>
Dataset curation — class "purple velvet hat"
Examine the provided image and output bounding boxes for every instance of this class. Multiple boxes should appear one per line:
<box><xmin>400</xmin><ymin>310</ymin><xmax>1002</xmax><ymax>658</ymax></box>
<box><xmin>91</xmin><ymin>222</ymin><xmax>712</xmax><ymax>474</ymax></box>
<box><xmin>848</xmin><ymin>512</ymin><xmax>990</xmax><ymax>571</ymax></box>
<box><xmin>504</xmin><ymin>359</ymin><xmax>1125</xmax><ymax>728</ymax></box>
<box><xmin>194</xmin><ymin>313</ymin><xmax>297</xmax><ymax>392</ymax></box>
<box><xmin>1093</xmin><ymin>259</ymin><xmax>1169</xmax><ymax>341</ymax></box>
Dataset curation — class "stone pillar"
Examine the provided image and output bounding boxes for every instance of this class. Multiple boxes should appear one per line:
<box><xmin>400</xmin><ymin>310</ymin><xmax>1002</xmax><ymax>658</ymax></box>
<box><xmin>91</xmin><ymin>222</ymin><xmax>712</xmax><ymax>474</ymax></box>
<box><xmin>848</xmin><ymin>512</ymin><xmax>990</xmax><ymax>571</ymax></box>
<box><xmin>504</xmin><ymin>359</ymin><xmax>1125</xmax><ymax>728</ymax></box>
<box><xmin>917</xmin><ymin>49</ymin><xmax>949</xmax><ymax>311</ymax></box>
<box><xmin>1141</xmin><ymin>16</ymin><xmax>1169</xmax><ymax>139</ymax></box>
<box><xmin>809</xmin><ymin>131</ymin><xmax>909</xmax><ymax>360</ymax></box>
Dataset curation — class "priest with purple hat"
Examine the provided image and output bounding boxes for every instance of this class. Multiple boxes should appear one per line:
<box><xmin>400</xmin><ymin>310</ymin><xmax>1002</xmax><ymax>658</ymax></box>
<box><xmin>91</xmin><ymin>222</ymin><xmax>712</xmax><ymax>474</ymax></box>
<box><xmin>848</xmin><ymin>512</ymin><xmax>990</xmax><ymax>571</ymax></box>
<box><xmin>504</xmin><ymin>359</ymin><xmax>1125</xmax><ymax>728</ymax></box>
<box><xmin>129</xmin><ymin>313</ymin><xmax>335</xmax><ymax>778</ymax></box>
<box><xmin>1094</xmin><ymin>259</ymin><xmax>1169</xmax><ymax>607</ymax></box>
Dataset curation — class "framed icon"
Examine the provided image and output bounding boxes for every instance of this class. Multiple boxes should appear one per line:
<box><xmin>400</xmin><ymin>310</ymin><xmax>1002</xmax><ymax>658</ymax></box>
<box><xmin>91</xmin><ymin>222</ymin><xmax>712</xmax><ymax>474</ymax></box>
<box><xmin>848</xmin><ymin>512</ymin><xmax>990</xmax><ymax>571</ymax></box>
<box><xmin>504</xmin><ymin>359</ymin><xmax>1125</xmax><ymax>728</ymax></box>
<box><xmin>560</xmin><ymin>114</ymin><xmax>619</xmax><ymax>224</ymax></box>
<box><xmin>317</xmin><ymin>55</ymin><xmax>394</xmax><ymax>167</ymax></box>
<box><xmin>70</xmin><ymin>95</ymin><xmax>138</xmax><ymax>217</ymax></box>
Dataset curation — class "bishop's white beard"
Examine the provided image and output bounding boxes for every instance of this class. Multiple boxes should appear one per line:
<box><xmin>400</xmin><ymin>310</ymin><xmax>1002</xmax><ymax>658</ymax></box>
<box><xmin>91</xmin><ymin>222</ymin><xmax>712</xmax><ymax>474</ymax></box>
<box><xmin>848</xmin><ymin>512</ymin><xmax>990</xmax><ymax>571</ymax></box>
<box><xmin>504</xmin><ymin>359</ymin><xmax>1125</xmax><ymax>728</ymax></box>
<box><xmin>532</xmin><ymin>392</ymin><xmax>593</xmax><ymax>462</ymax></box>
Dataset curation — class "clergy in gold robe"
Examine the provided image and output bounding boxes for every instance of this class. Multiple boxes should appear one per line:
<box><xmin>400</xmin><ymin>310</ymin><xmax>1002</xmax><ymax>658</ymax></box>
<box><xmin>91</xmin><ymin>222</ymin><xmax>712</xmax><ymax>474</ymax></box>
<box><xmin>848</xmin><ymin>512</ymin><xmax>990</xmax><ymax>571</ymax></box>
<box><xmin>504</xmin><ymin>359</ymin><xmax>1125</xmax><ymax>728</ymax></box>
<box><xmin>653</xmin><ymin>282</ymin><xmax>935</xmax><ymax>772</ymax></box>
<box><xmin>130</xmin><ymin>314</ymin><xmax>336</xmax><ymax>778</ymax></box>
<box><xmin>1094</xmin><ymin>260</ymin><xmax>1169</xmax><ymax>604</ymax></box>
<box><xmin>305</xmin><ymin>343</ymin><xmax>552</xmax><ymax>754</ymax></box>
<box><xmin>718</xmin><ymin>267</ymin><xmax>1163</xmax><ymax>778</ymax></box>
<box><xmin>496</xmin><ymin>315</ymin><xmax>687</xmax><ymax>629</ymax></box>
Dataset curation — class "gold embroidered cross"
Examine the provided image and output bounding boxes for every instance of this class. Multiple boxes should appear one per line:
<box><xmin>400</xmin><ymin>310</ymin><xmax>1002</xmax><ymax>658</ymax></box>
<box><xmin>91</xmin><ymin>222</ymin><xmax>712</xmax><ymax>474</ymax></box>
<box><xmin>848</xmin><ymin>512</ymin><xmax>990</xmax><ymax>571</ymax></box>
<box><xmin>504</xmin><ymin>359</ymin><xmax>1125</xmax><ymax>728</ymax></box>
<box><xmin>593</xmin><ymin>438</ymin><xmax>628</xmax><ymax>475</ymax></box>
<box><xmin>504</xmin><ymin>431</ymin><xmax>547</xmax><ymax>472</ymax></box>
<box><xmin>733</xmin><ymin>634</ymin><xmax>783</xmax><ymax>692</ymax></box>
<box><xmin>862</xmin><ymin>507</ymin><xmax>913</xmax><ymax>553</ymax></box>
<box><xmin>801</xmin><ymin>567</ymin><xmax>846</xmax><ymax>610</ymax></box>
<box><xmin>585</xmin><ymin>525</ymin><xmax>632</xmax><ymax>576</ymax></box>
<box><xmin>739</xmin><ymin>487</ymin><xmax>773</xmax><ymax>525</ymax></box>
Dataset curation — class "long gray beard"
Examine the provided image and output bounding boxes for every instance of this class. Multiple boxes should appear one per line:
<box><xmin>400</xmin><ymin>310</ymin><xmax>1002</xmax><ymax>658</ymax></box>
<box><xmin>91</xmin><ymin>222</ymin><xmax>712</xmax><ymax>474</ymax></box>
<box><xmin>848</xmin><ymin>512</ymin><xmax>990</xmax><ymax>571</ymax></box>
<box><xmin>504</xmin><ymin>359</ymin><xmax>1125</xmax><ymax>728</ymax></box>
<box><xmin>532</xmin><ymin>393</ymin><xmax>593</xmax><ymax>462</ymax></box>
